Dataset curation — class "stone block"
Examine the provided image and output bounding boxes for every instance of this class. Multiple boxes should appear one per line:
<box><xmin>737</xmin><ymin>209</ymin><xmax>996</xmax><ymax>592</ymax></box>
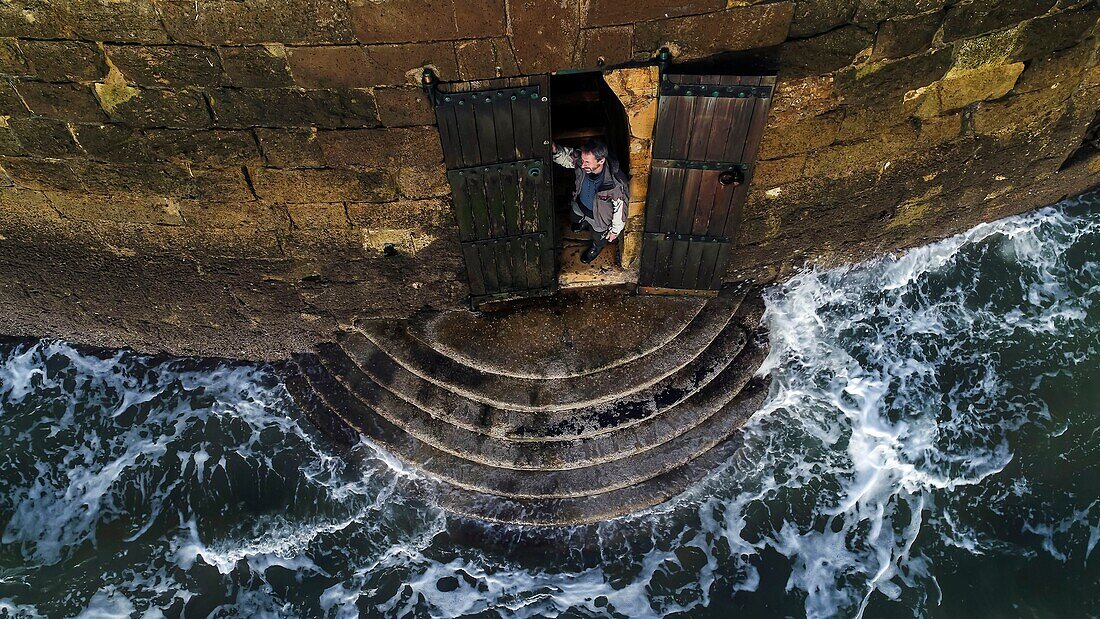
<box><xmin>396</xmin><ymin>164</ymin><xmax>451</xmax><ymax>199</ymax></box>
<box><xmin>177</xmin><ymin>200</ymin><xmax>289</xmax><ymax>229</ymax></box>
<box><xmin>144</xmin><ymin>129</ymin><xmax>262</xmax><ymax>166</ymax></box>
<box><xmin>286</xmin><ymin>202</ymin><xmax>350</xmax><ymax>228</ymax></box>
<box><xmin>872</xmin><ymin>10</ymin><xmax>945</xmax><ymax>60</ymax></box>
<box><xmin>804</xmin><ymin>124</ymin><xmax>918</xmax><ymax>178</ymax></box>
<box><xmin>0</xmin><ymin>79</ymin><xmax>29</xmax><ymax>116</ymax></box>
<box><xmin>16</xmin><ymin>82</ymin><xmax>106</xmax><ymax>122</ymax></box>
<box><xmin>363</xmin><ymin>42</ymin><xmax>460</xmax><ymax>85</ymax></box>
<box><xmin>634</xmin><ymin>3</ymin><xmax>795</xmax><ymax>61</ymax></box>
<box><xmin>72</xmin><ymin>124</ymin><xmax>152</xmax><ymax>164</ymax></box>
<box><xmin>1</xmin><ymin>156</ymin><xmax>83</xmax><ymax>191</ymax></box>
<box><xmin>1014</xmin><ymin>41</ymin><xmax>1093</xmax><ymax>94</ymax></box>
<box><xmin>349</xmin><ymin>0</ymin><xmax>505</xmax><ymax>43</ymax></box>
<box><xmin>101</xmin><ymin>88</ymin><xmax>212</xmax><ymax>128</ymax></box>
<box><xmin>455</xmin><ymin>38</ymin><xmax>520</xmax><ymax>80</ymax></box>
<box><xmin>374</xmin><ymin>87</ymin><xmax>435</xmax><ymax>127</ymax></box>
<box><xmin>0</xmin><ymin>123</ymin><xmax>25</xmax><ymax>156</ymax></box>
<box><xmin>507</xmin><ymin>0</ymin><xmax>581</xmax><ymax>74</ymax></box>
<box><xmin>289</xmin><ymin>43</ymin><xmax>458</xmax><ymax>88</ymax></box>
<box><xmin>158</xmin><ymin>0</ymin><xmax>356</xmax><ymax>45</ymax></box>
<box><xmin>250</xmin><ymin>167</ymin><xmax>397</xmax><ymax>203</ymax></box>
<box><xmin>105</xmin><ymin>45</ymin><xmax>224</xmax><ymax>88</ymax></box>
<box><xmin>0</xmin><ymin>1</ymin><xmax>69</xmax><ymax>38</ymax></box>
<box><xmin>943</xmin><ymin>0</ymin><xmax>1058</xmax><ymax>42</ymax></box>
<box><xmin>580</xmin><ymin>27</ymin><xmax>634</xmax><ymax>69</ymax></box>
<box><xmin>768</xmin><ymin>75</ymin><xmax>840</xmax><ymax>124</ymax></box>
<box><xmin>758</xmin><ymin>110</ymin><xmax>842</xmax><ymax>159</ymax></box>
<box><xmin>916</xmin><ymin>112</ymin><xmax>962</xmax><ymax>146</ymax></box>
<box><xmin>753</xmin><ymin>154</ymin><xmax>807</xmax><ymax>188</ymax></box>
<box><xmin>936</xmin><ymin>62</ymin><xmax>1024</xmax><ymax>113</ymax></box>
<box><xmin>43</xmin><ymin>191</ymin><xmax>185</xmax><ymax>225</ymax></box>
<box><xmin>9</xmin><ymin>117</ymin><xmax>83</xmax><ymax>157</ymax></box>
<box><xmin>455</xmin><ymin>0</ymin><xmax>508</xmax><ymax>38</ymax></box>
<box><xmin>69</xmin><ymin>161</ymin><xmax>254</xmax><ymax>202</ymax></box>
<box><xmin>68</xmin><ymin>0</ymin><xmax>170</xmax><ymax>42</ymax></box>
<box><xmin>779</xmin><ymin>25</ymin><xmax>873</xmax><ymax>78</ymax></box>
<box><xmin>837</xmin><ymin>47</ymin><xmax>951</xmax><ymax>106</ymax></box>
<box><xmin>973</xmin><ymin>87</ymin><xmax>1074</xmax><ymax>137</ymax></box>
<box><xmin>839</xmin><ymin>104</ymin><xmax>909</xmax><ymax>139</ymax></box>
<box><xmin>852</xmin><ymin>0</ymin><xmax>949</xmax><ymax>27</ymax></box>
<box><xmin>207</xmin><ymin>88</ymin><xmax>378</xmax><ymax>128</ymax></box>
<box><xmin>218</xmin><ymin>45</ymin><xmax>295</xmax><ymax>87</ymax></box>
<box><xmin>19</xmin><ymin>40</ymin><xmax>107</xmax><ymax>82</ymax></box>
<box><xmin>790</xmin><ymin>0</ymin><xmax>859</xmax><ymax>37</ymax></box>
<box><xmin>318</xmin><ymin>127</ymin><xmax>444</xmax><ymax>168</ymax></box>
<box><xmin>1012</xmin><ymin>4</ymin><xmax>1099</xmax><ymax>61</ymax></box>
<box><xmin>349</xmin><ymin>197</ymin><xmax>451</xmax><ymax>229</ymax></box>
<box><xmin>585</xmin><ymin>0</ymin><xmax>725</xmax><ymax>27</ymax></box>
<box><xmin>952</xmin><ymin>28</ymin><xmax>1022</xmax><ymax>70</ymax></box>
<box><xmin>255</xmin><ymin>128</ymin><xmax>325</xmax><ymax>168</ymax></box>
<box><xmin>0</xmin><ymin>39</ymin><xmax>29</xmax><ymax>76</ymax></box>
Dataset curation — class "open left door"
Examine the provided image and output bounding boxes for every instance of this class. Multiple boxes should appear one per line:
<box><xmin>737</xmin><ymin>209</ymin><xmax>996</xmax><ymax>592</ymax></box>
<box><xmin>433</xmin><ymin>76</ymin><xmax>557</xmax><ymax>307</ymax></box>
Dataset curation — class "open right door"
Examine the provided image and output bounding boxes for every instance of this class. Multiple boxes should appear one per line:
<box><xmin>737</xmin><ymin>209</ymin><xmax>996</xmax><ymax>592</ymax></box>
<box><xmin>638</xmin><ymin>74</ymin><xmax>775</xmax><ymax>292</ymax></box>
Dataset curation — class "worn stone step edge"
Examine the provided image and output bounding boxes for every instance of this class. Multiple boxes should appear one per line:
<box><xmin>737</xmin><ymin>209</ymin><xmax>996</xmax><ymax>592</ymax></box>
<box><xmin>350</xmin><ymin>287</ymin><xmax>747</xmax><ymax>411</ymax></box>
<box><xmin>404</xmin><ymin>299</ymin><xmax>708</xmax><ymax>380</ymax></box>
<box><xmin>329</xmin><ymin>308</ymin><xmax>748</xmax><ymax>443</ymax></box>
<box><xmin>434</xmin><ymin>394</ymin><xmax>767</xmax><ymax>526</ymax></box>
<box><xmin>312</xmin><ymin>334</ymin><xmax>764</xmax><ymax>471</ymax></box>
<box><xmin>290</xmin><ymin>356</ymin><xmax>768</xmax><ymax>500</ymax></box>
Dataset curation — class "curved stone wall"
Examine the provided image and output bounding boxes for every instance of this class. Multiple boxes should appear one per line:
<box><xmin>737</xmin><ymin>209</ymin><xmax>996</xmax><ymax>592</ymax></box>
<box><xmin>0</xmin><ymin>0</ymin><xmax>1097</xmax><ymax>358</ymax></box>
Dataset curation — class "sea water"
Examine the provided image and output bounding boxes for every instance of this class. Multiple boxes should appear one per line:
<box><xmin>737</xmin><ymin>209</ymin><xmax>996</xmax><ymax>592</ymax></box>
<box><xmin>0</xmin><ymin>191</ymin><xmax>1097</xmax><ymax>618</ymax></box>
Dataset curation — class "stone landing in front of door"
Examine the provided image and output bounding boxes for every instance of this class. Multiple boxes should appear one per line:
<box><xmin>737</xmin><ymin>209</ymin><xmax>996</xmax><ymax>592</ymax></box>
<box><xmin>283</xmin><ymin>285</ymin><xmax>770</xmax><ymax>526</ymax></box>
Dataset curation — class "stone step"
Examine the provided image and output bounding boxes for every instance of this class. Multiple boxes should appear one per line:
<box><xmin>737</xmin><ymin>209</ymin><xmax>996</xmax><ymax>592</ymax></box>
<box><xmin>350</xmin><ymin>287</ymin><xmax>747</xmax><ymax>411</ymax></box>
<box><xmin>322</xmin><ymin>295</ymin><xmax>761</xmax><ymax>441</ymax></box>
<box><xmin>312</xmin><ymin>330</ymin><xmax>762</xmax><ymax>471</ymax></box>
<box><xmin>290</xmin><ymin>354</ymin><xmax>767</xmax><ymax>500</ymax></box>
<box><xmin>439</xmin><ymin>386</ymin><xmax>768</xmax><ymax>526</ymax></box>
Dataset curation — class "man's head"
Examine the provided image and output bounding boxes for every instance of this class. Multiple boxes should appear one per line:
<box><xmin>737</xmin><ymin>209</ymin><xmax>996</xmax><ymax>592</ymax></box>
<box><xmin>579</xmin><ymin>139</ymin><xmax>609</xmax><ymax>175</ymax></box>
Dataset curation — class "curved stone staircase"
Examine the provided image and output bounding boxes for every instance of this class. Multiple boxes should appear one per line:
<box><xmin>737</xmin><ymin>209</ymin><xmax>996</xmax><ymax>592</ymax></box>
<box><xmin>283</xmin><ymin>286</ymin><xmax>770</xmax><ymax>526</ymax></box>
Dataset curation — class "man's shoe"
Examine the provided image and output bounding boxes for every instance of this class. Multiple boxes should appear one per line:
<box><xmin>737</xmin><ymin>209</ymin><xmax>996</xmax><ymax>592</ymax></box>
<box><xmin>571</xmin><ymin>220</ymin><xmax>588</xmax><ymax>233</ymax></box>
<box><xmin>581</xmin><ymin>244</ymin><xmax>602</xmax><ymax>264</ymax></box>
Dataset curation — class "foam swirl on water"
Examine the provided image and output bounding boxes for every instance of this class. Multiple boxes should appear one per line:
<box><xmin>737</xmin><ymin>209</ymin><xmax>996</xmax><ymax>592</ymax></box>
<box><xmin>0</xmin><ymin>192</ymin><xmax>1097</xmax><ymax>617</ymax></box>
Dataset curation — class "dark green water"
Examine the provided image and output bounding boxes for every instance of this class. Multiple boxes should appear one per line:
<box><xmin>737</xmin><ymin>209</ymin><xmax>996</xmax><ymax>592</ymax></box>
<box><xmin>1</xmin><ymin>192</ymin><xmax>1098</xmax><ymax>618</ymax></box>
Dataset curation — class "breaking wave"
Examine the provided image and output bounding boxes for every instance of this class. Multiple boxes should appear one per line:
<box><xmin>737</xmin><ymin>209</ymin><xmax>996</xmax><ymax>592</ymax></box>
<box><xmin>1</xmin><ymin>191</ymin><xmax>1097</xmax><ymax>617</ymax></box>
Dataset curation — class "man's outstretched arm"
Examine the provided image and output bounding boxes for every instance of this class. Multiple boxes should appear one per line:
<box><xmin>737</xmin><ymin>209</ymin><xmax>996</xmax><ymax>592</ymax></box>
<box><xmin>551</xmin><ymin>142</ymin><xmax>578</xmax><ymax>169</ymax></box>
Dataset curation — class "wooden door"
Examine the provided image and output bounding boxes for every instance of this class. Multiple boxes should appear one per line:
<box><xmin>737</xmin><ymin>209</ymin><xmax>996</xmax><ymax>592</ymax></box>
<box><xmin>638</xmin><ymin>74</ymin><xmax>775</xmax><ymax>291</ymax></box>
<box><xmin>433</xmin><ymin>76</ymin><xmax>557</xmax><ymax>307</ymax></box>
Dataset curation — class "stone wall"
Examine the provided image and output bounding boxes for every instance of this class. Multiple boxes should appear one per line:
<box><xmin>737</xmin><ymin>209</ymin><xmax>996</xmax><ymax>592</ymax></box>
<box><xmin>0</xmin><ymin>0</ymin><xmax>1097</xmax><ymax>359</ymax></box>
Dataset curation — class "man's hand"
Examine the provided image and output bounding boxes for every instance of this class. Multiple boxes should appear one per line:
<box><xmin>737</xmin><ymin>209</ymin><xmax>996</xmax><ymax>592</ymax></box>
<box><xmin>605</xmin><ymin>231</ymin><xmax>619</xmax><ymax>242</ymax></box>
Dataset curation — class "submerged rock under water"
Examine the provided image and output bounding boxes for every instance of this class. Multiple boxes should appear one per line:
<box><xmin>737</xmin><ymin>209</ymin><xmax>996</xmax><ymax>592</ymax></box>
<box><xmin>0</xmin><ymin>191</ymin><xmax>1098</xmax><ymax>617</ymax></box>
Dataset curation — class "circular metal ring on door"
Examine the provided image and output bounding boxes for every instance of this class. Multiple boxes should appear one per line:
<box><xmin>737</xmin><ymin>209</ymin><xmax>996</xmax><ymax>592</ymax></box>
<box><xmin>527</xmin><ymin>164</ymin><xmax>542</xmax><ymax>178</ymax></box>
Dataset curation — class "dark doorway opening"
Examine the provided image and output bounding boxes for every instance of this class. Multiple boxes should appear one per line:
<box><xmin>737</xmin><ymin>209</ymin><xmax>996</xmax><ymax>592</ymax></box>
<box><xmin>549</xmin><ymin>71</ymin><xmax>632</xmax><ymax>288</ymax></box>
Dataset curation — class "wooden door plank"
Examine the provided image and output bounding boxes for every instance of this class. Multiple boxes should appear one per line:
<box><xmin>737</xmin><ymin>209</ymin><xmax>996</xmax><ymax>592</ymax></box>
<box><xmin>680</xmin><ymin>241</ymin><xmax>707</xmax><ymax>289</ymax></box>
<box><xmin>687</xmin><ymin>95</ymin><xmax>716</xmax><ymax>162</ymax></box>
<box><xmin>644</xmin><ymin>166</ymin><xmax>669</xmax><ymax>233</ymax></box>
<box><xmin>473</xmin><ymin>92</ymin><xmax>499</xmax><ymax>165</ymax></box>
<box><xmin>446</xmin><ymin>169</ymin><xmax>476</xmax><ymax>242</ymax></box>
<box><xmin>478</xmin><ymin>243</ymin><xmax>500</xmax><ymax>293</ymax></box>
<box><xmin>493</xmin><ymin>90</ymin><xmax>517</xmax><ymax>163</ymax></box>
<box><xmin>659</xmin><ymin>167</ymin><xmax>687</xmax><ymax>235</ymax></box>
<box><xmin>454</xmin><ymin>98</ymin><xmax>482</xmax><ymax>167</ymax></box>
<box><xmin>651</xmin><ymin>94</ymin><xmax>677</xmax><ymax>159</ymax></box>
<box><xmin>483</xmin><ymin>167</ymin><xmax>506</xmax><ymax>237</ymax></box>
<box><xmin>511</xmin><ymin>91</ymin><xmax>534</xmax><ymax>160</ymax></box>
<box><xmin>524</xmin><ymin>236</ymin><xmax>542</xmax><ymax>288</ymax></box>
<box><xmin>500</xmin><ymin>164</ymin><xmax>521</xmax><ymax>235</ymax></box>
<box><xmin>695</xmin><ymin>242</ymin><xmax>722</xmax><ymax>290</ymax></box>
<box><xmin>461</xmin><ymin>244</ymin><xmax>487</xmax><ymax>296</ymax></box>
<box><xmin>538</xmin><ymin>234</ymin><xmax>555</xmax><ymax>289</ymax></box>
<box><xmin>653</xmin><ymin>235</ymin><xmax>675</xmax><ymax>287</ymax></box>
<box><xmin>466</xmin><ymin>170</ymin><xmax>491</xmax><ymax>240</ymax></box>
<box><xmin>690</xmin><ymin>168</ymin><xmax>717</xmax><ymax>236</ymax></box>
<box><xmin>681</xmin><ymin>168</ymin><xmax>713</xmax><ymax>235</ymax></box>
<box><xmin>708</xmin><ymin>242</ymin><xmax>734</xmax><ymax>290</ymax></box>
<box><xmin>665</xmin><ymin>238</ymin><xmax>690</xmax><ymax>288</ymax></box>
<box><xmin>436</xmin><ymin>103</ymin><xmax>465</xmax><ymax>169</ymax></box>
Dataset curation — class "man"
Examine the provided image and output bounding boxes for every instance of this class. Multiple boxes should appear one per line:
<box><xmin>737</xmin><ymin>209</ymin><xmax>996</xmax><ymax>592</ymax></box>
<box><xmin>551</xmin><ymin>139</ymin><xmax>629</xmax><ymax>264</ymax></box>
